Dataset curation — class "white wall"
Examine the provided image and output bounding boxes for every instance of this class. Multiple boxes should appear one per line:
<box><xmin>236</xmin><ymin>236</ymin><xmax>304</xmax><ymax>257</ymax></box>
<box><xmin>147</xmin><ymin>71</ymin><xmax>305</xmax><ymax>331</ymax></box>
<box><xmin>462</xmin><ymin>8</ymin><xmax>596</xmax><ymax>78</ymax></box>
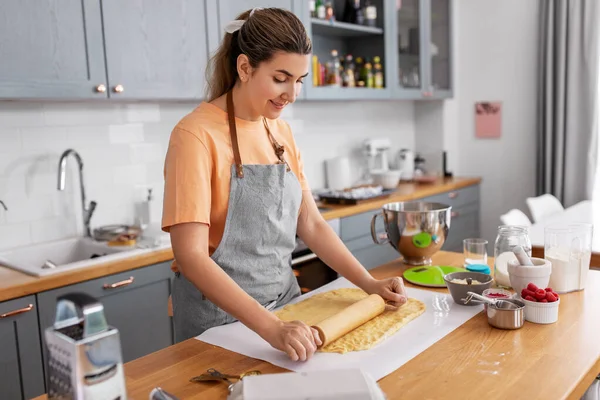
<box><xmin>0</xmin><ymin>101</ymin><xmax>414</xmax><ymax>250</ymax></box>
<box><xmin>415</xmin><ymin>0</ymin><xmax>540</xmax><ymax>246</ymax></box>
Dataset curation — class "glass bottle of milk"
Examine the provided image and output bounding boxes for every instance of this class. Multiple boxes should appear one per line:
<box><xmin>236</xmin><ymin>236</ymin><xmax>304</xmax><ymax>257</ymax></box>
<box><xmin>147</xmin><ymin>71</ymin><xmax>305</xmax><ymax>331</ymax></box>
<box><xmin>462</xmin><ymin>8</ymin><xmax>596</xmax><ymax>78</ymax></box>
<box><xmin>494</xmin><ymin>226</ymin><xmax>532</xmax><ymax>288</ymax></box>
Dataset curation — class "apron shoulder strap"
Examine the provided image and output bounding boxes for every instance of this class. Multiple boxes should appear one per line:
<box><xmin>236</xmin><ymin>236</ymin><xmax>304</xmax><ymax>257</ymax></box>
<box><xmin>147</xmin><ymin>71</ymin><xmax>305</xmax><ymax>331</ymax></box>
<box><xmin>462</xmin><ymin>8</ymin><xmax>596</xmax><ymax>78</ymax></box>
<box><xmin>226</xmin><ymin>91</ymin><xmax>244</xmax><ymax>178</ymax></box>
<box><xmin>263</xmin><ymin>118</ymin><xmax>291</xmax><ymax>172</ymax></box>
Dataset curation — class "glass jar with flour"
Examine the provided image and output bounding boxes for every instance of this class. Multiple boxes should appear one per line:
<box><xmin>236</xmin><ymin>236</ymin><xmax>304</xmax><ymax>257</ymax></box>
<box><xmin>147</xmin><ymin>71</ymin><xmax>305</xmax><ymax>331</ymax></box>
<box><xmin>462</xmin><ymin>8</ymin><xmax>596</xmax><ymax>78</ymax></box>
<box><xmin>544</xmin><ymin>223</ymin><xmax>593</xmax><ymax>293</ymax></box>
<box><xmin>494</xmin><ymin>226</ymin><xmax>532</xmax><ymax>288</ymax></box>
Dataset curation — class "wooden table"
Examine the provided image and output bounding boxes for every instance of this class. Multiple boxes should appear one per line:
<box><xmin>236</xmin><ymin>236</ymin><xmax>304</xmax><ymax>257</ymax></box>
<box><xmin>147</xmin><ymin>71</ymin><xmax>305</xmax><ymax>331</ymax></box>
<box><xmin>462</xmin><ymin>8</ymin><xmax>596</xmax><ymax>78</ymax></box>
<box><xmin>529</xmin><ymin>200</ymin><xmax>600</xmax><ymax>267</ymax></box>
<box><xmin>33</xmin><ymin>251</ymin><xmax>600</xmax><ymax>400</ymax></box>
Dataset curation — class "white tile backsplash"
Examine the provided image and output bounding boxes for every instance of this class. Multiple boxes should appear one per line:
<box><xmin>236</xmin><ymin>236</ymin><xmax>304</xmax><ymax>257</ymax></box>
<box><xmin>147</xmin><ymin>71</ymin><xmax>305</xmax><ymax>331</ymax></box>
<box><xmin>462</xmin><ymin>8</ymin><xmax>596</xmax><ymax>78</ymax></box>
<box><xmin>0</xmin><ymin>100</ymin><xmax>414</xmax><ymax>250</ymax></box>
<box><xmin>109</xmin><ymin>123</ymin><xmax>145</xmax><ymax>144</ymax></box>
<box><xmin>0</xmin><ymin>129</ymin><xmax>22</xmax><ymax>152</ymax></box>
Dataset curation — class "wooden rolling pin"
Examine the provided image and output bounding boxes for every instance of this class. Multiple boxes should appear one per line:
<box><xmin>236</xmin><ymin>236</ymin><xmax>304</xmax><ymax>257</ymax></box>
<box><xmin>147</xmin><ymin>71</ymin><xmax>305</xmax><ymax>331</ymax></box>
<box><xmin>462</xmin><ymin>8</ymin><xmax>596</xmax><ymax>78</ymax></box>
<box><xmin>311</xmin><ymin>294</ymin><xmax>386</xmax><ymax>348</ymax></box>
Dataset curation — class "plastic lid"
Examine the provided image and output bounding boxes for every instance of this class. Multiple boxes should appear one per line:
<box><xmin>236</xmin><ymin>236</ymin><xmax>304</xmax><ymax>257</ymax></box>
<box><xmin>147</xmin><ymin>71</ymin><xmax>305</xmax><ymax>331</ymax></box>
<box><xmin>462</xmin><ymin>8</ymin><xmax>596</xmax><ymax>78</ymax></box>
<box><xmin>466</xmin><ymin>264</ymin><xmax>491</xmax><ymax>274</ymax></box>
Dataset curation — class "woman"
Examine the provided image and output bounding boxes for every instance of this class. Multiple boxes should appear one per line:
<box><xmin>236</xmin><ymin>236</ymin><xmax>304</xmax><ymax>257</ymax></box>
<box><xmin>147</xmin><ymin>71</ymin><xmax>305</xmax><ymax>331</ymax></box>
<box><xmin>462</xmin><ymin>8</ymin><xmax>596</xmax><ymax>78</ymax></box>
<box><xmin>162</xmin><ymin>7</ymin><xmax>407</xmax><ymax>362</ymax></box>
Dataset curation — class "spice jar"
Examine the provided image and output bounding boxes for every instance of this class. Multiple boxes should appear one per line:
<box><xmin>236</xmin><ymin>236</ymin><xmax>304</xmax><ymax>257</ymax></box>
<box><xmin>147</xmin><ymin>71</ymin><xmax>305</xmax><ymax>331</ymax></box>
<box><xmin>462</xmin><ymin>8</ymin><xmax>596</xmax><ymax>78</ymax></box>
<box><xmin>493</xmin><ymin>226</ymin><xmax>532</xmax><ymax>288</ymax></box>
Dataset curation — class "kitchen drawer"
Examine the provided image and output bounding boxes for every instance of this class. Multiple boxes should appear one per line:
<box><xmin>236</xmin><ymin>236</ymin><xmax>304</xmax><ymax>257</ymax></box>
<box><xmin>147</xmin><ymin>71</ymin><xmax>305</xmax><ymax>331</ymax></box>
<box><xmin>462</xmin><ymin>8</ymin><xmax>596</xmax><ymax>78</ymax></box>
<box><xmin>344</xmin><ymin>234</ymin><xmax>400</xmax><ymax>270</ymax></box>
<box><xmin>352</xmin><ymin>243</ymin><xmax>400</xmax><ymax>270</ymax></box>
<box><xmin>38</xmin><ymin>261</ymin><xmax>174</xmax><ymax>364</ymax></box>
<box><xmin>443</xmin><ymin>203</ymin><xmax>480</xmax><ymax>252</ymax></box>
<box><xmin>420</xmin><ymin>184</ymin><xmax>480</xmax><ymax>210</ymax></box>
<box><xmin>340</xmin><ymin>209</ymin><xmax>384</xmax><ymax>242</ymax></box>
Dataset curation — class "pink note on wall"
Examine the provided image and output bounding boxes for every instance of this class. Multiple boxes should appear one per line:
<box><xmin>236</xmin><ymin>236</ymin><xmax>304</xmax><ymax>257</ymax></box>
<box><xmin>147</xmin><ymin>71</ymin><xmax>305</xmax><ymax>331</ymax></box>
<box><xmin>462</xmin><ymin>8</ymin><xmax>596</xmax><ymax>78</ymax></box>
<box><xmin>475</xmin><ymin>102</ymin><xmax>502</xmax><ymax>139</ymax></box>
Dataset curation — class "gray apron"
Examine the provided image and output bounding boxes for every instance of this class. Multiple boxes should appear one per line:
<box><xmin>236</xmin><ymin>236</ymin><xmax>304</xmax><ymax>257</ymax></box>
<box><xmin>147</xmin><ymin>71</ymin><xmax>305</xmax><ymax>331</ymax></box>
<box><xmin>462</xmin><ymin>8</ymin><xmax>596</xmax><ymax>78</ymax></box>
<box><xmin>172</xmin><ymin>91</ymin><xmax>302</xmax><ymax>342</ymax></box>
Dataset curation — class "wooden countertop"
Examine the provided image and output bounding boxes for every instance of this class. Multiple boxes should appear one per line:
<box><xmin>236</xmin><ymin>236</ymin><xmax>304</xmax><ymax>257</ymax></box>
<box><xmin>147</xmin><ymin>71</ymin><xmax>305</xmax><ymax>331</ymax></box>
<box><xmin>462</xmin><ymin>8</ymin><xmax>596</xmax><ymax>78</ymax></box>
<box><xmin>318</xmin><ymin>176</ymin><xmax>481</xmax><ymax>220</ymax></box>
<box><xmin>0</xmin><ymin>177</ymin><xmax>481</xmax><ymax>303</ymax></box>
<box><xmin>33</xmin><ymin>251</ymin><xmax>600</xmax><ymax>400</ymax></box>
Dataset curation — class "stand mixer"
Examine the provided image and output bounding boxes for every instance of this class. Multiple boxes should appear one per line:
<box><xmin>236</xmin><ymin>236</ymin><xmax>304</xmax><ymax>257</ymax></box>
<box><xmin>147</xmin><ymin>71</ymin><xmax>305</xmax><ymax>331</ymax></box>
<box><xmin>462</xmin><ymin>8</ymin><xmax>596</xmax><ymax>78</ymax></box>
<box><xmin>362</xmin><ymin>138</ymin><xmax>392</xmax><ymax>182</ymax></box>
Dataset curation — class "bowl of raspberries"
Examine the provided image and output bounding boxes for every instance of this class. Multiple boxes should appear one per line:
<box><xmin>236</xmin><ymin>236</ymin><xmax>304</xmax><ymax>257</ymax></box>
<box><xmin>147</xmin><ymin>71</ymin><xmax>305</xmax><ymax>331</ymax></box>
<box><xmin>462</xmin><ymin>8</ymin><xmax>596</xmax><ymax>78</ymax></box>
<box><xmin>519</xmin><ymin>282</ymin><xmax>560</xmax><ymax>324</ymax></box>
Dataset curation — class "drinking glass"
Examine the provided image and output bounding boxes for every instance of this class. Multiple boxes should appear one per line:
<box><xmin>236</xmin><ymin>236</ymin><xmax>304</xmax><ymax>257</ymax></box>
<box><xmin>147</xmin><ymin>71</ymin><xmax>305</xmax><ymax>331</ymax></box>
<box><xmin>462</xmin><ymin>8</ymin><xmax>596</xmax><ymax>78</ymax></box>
<box><xmin>463</xmin><ymin>238</ymin><xmax>488</xmax><ymax>266</ymax></box>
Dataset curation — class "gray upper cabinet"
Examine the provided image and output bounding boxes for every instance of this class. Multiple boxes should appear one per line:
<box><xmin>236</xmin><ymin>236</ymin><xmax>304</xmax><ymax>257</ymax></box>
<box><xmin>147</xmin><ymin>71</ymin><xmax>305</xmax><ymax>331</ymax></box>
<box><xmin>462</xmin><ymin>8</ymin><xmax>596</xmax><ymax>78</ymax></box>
<box><xmin>38</xmin><ymin>262</ymin><xmax>174</xmax><ymax>365</ymax></box>
<box><xmin>428</xmin><ymin>0</ymin><xmax>453</xmax><ymax>98</ymax></box>
<box><xmin>390</xmin><ymin>0</ymin><xmax>453</xmax><ymax>99</ymax></box>
<box><xmin>0</xmin><ymin>0</ymin><xmax>107</xmax><ymax>99</ymax></box>
<box><xmin>0</xmin><ymin>296</ymin><xmax>45</xmax><ymax>400</ymax></box>
<box><xmin>207</xmin><ymin>0</ymin><xmax>297</xmax><ymax>54</ymax></box>
<box><xmin>101</xmin><ymin>0</ymin><xmax>209</xmax><ymax>100</ymax></box>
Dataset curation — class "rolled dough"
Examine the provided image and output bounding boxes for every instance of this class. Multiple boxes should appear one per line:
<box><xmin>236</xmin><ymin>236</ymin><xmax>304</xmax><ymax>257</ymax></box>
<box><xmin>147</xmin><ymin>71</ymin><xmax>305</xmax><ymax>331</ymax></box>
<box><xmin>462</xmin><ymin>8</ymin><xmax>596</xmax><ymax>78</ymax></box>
<box><xmin>275</xmin><ymin>288</ymin><xmax>426</xmax><ymax>354</ymax></box>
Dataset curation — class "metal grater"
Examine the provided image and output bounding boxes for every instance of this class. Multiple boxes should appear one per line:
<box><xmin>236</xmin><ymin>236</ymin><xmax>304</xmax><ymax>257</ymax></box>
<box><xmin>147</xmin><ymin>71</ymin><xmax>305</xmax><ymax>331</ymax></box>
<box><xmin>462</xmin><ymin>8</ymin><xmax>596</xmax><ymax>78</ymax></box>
<box><xmin>45</xmin><ymin>292</ymin><xmax>127</xmax><ymax>399</ymax></box>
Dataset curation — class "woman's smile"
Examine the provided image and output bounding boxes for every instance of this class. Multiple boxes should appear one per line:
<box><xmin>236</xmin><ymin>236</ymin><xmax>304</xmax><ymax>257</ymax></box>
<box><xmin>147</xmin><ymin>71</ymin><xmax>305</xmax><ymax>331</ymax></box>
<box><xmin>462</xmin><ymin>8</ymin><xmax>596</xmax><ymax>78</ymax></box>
<box><xmin>269</xmin><ymin>99</ymin><xmax>287</xmax><ymax>110</ymax></box>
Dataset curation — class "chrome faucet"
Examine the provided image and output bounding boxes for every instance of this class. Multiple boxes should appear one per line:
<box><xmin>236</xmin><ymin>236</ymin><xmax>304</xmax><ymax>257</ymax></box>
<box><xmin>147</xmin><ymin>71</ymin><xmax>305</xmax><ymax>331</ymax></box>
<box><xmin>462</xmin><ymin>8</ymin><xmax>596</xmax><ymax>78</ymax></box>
<box><xmin>57</xmin><ymin>149</ymin><xmax>97</xmax><ymax>237</ymax></box>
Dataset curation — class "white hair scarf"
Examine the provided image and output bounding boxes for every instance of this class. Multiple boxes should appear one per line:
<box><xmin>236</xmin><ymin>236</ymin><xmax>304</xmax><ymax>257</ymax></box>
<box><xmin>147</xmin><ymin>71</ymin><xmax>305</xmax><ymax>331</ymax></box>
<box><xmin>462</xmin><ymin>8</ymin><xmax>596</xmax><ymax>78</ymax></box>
<box><xmin>224</xmin><ymin>7</ymin><xmax>262</xmax><ymax>34</ymax></box>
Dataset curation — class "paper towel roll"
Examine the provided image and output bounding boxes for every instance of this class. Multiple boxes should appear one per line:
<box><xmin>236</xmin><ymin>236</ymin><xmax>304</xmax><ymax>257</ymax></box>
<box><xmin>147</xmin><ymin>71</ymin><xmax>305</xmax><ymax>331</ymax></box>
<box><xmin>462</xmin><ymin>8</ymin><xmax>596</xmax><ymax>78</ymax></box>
<box><xmin>325</xmin><ymin>157</ymin><xmax>352</xmax><ymax>190</ymax></box>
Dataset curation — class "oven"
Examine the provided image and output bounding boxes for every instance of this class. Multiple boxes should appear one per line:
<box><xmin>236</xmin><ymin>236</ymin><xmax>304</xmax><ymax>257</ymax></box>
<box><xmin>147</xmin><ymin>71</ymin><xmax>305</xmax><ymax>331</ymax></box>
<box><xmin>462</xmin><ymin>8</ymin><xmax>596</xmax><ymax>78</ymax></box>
<box><xmin>291</xmin><ymin>218</ymin><xmax>341</xmax><ymax>294</ymax></box>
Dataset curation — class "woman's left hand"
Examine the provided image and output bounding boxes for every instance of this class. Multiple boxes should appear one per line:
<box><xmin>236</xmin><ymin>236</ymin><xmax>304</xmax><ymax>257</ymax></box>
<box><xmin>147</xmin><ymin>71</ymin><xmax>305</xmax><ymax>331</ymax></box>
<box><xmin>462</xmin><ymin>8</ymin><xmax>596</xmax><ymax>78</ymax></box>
<box><xmin>363</xmin><ymin>277</ymin><xmax>408</xmax><ymax>309</ymax></box>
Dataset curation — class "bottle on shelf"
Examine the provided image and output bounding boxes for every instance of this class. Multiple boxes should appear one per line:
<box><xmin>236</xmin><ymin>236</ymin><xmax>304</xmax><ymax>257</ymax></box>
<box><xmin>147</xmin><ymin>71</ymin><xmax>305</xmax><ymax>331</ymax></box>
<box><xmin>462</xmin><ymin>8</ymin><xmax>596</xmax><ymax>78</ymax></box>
<box><xmin>363</xmin><ymin>0</ymin><xmax>377</xmax><ymax>27</ymax></box>
<box><xmin>365</xmin><ymin>62</ymin><xmax>374</xmax><ymax>88</ymax></box>
<box><xmin>316</xmin><ymin>0</ymin><xmax>326</xmax><ymax>19</ymax></box>
<box><xmin>309</xmin><ymin>0</ymin><xmax>316</xmax><ymax>18</ymax></box>
<box><xmin>325</xmin><ymin>1</ymin><xmax>335</xmax><ymax>21</ymax></box>
<box><xmin>355</xmin><ymin>56</ymin><xmax>365</xmax><ymax>87</ymax></box>
<box><xmin>343</xmin><ymin>0</ymin><xmax>363</xmax><ymax>25</ymax></box>
<box><xmin>373</xmin><ymin>56</ymin><xmax>384</xmax><ymax>89</ymax></box>
<box><xmin>312</xmin><ymin>55</ymin><xmax>320</xmax><ymax>87</ymax></box>
<box><xmin>327</xmin><ymin>49</ymin><xmax>342</xmax><ymax>86</ymax></box>
<box><xmin>342</xmin><ymin>54</ymin><xmax>356</xmax><ymax>87</ymax></box>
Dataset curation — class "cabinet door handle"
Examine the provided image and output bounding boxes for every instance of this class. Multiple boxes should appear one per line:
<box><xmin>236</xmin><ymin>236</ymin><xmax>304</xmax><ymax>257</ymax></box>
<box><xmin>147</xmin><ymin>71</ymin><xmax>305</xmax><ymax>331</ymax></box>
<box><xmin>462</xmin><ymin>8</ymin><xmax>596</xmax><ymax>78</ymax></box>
<box><xmin>448</xmin><ymin>192</ymin><xmax>458</xmax><ymax>199</ymax></box>
<box><xmin>0</xmin><ymin>304</ymin><xmax>34</xmax><ymax>318</ymax></box>
<box><xmin>451</xmin><ymin>211</ymin><xmax>460</xmax><ymax>218</ymax></box>
<box><xmin>103</xmin><ymin>276</ymin><xmax>135</xmax><ymax>289</ymax></box>
<box><xmin>113</xmin><ymin>84</ymin><xmax>124</xmax><ymax>93</ymax></box>
<box><xmin>95</xmin><ymin>84</ymin><xmax>107</xmax><ymax>93</ymax></box>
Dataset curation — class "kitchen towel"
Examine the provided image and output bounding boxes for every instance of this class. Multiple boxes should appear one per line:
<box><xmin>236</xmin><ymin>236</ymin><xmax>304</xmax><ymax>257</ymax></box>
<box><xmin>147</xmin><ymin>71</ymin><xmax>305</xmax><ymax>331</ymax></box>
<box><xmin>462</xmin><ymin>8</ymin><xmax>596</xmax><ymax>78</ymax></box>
<box><xmin>196</xmin><ymin>277</ymin><xmax>483</xmax><ymax>381</ymax></box>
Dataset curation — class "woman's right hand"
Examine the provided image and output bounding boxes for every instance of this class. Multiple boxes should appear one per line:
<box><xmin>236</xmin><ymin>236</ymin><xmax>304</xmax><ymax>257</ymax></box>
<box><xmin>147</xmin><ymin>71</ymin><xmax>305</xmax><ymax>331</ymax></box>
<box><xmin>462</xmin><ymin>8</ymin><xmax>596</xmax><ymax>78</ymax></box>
<box><xmin>262</xmin><ymin>320</ymin><xmax>322</xmax><ymax>361</ymax></box>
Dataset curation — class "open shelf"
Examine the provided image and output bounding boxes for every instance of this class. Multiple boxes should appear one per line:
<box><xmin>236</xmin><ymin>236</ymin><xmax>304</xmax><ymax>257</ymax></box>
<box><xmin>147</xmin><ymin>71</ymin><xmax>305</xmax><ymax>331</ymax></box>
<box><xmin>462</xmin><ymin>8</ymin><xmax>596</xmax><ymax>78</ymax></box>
<box><xmin>311</xmin><ymin>18</ymin><xmax>383</xmax><ymax>37</ymax></box>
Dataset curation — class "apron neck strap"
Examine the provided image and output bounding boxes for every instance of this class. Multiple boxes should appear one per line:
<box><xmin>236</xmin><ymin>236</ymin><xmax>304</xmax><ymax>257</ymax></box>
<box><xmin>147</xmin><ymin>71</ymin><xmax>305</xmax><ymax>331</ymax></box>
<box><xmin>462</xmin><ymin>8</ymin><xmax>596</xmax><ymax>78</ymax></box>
<box><xmin>226</xmin><ymin>90</ymin><xmax>291</xmax><ymax>178</ymax></box>
<box><xmin>226</xmin><ymin>90</ymin><xmax>244</xmax><ymax>178</ymax></box>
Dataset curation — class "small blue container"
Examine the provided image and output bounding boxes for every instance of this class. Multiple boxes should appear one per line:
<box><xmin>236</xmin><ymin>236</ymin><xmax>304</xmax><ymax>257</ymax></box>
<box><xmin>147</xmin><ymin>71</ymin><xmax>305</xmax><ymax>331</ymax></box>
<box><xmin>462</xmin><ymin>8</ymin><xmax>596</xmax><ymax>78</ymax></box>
<box><xmin>466</xmin><ymin>264</ymin><xmax>491</xmax><ymax>275</ymax></box>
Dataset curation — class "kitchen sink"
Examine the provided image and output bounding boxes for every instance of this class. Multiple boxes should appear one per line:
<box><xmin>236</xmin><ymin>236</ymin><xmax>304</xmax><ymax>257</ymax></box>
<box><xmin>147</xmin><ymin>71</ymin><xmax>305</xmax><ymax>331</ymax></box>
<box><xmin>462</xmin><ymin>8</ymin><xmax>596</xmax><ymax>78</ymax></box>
<box><xmin>0</xmin><ymin>237</ymin><xmax>169</xmax><ymax>277</ymax></box>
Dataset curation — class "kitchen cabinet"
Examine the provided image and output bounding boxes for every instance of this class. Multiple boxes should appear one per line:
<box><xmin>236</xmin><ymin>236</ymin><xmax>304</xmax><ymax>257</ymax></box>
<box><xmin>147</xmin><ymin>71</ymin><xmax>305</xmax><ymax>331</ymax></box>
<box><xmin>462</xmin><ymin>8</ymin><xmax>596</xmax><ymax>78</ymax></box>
<box><xmin>211</xmin><ymin>0</ymin><xmax>297</xmax><ymax>44</ymax></box>
<box><xmin>37</xmin><ymin>261</ymin><xmax>174</xmax><ymax>365</ymax></box>
<box><xmin>101</xmin><ymin>0</ymin><xmax>209</xmax><ymax>99</ymax></box>
<box><xmin>0</xmin><ymin>0</ymin><xmax>209</xmax><ymax>100</ymax></box>
<box><xmin>0</xmin><ymin>0</ymin><xmax>107</xmax><ymax>99</ymax></box>
<box><xmin>0</xmin><ymin>296</ymin><xmax>45</xmax><ymax>400</ymax></box>
<box><xmin>391</xmin><ymin>0</ymin><xmax>453</xmax><ymax>99</ymax></box>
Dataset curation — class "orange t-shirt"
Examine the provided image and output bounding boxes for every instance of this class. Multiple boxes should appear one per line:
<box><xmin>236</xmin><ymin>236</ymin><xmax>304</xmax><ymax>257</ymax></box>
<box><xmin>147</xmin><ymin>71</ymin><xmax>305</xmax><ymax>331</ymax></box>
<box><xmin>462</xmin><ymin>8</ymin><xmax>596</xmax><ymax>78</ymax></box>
<box><xmin>162</xmin><ymin>102</ymin><xmax>309</xmax><ymax>266</ymax></box>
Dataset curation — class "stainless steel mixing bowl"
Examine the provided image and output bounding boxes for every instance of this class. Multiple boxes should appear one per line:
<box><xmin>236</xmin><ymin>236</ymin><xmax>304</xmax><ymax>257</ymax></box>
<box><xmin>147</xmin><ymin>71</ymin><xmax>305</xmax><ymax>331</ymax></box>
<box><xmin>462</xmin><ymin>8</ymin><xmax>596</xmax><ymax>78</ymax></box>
<box><xmin>371</xmin><ymin>202</ymin><xmax>452</xmax><ymax>265</ymax></box>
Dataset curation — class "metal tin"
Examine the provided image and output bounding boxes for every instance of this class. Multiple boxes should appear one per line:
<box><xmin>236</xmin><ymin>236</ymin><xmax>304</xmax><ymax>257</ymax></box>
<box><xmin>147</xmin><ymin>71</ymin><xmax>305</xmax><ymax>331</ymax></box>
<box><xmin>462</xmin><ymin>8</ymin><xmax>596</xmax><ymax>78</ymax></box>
<box><xmin>486</xmin><ymin>299</ymin><xmax>525</xmax><ymax>330</ymax></box>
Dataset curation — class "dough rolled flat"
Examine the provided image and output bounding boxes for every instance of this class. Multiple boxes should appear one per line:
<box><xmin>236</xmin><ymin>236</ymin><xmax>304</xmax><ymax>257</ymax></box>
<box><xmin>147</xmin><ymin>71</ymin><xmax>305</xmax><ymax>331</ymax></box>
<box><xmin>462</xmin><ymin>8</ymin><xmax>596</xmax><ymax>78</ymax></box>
<box><xmin>312</xmin><ymin>294</ymin><xmax>385</xmax><ymax>348</ymax></box>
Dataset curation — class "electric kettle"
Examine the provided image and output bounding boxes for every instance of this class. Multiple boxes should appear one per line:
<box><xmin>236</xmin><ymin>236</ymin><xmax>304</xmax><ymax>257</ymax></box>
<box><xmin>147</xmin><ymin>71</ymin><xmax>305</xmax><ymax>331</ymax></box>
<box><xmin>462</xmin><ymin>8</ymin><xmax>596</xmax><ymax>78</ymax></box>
<box><xmin>397</xmin><ymin>149</ymin><xmax>414</xmax><ymax>181</ymax></box>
